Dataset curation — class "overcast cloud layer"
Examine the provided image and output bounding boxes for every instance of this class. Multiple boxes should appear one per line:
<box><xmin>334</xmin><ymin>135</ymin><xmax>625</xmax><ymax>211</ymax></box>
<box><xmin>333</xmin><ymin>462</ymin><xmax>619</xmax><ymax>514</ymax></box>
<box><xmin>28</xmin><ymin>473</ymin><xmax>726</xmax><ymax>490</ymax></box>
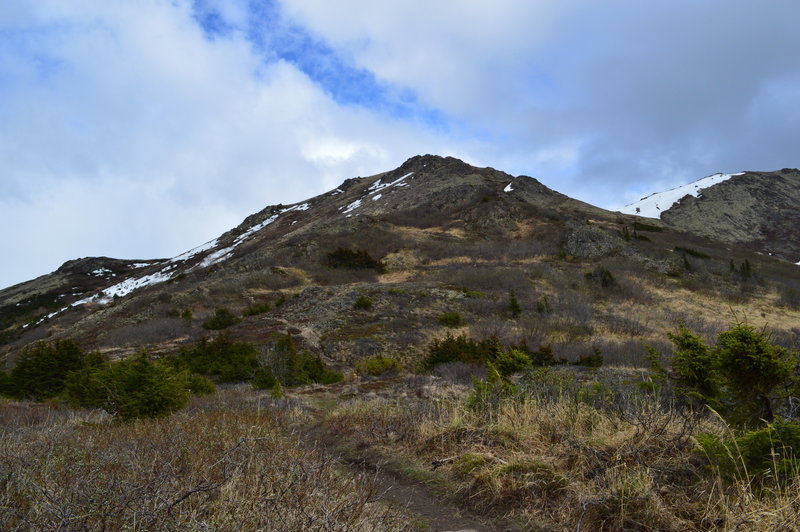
<box><xmin>1</xmin><ymin>0</ymin><xmax>798</xmax><ymax>288</ymax></box>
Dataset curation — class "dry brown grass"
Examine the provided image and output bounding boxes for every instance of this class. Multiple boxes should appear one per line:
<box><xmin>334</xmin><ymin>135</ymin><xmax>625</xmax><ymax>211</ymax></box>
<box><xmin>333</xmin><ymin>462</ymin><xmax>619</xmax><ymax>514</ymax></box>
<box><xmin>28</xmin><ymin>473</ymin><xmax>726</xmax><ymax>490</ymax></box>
<box><xmin>0</xmin><ymin>388</ymin><xmax>413</xmax><ymax>531</ymax></box>
<box><xmin>318</xmin><ymin>376</ymin><xmax>800</xmax><ymax>531</ymax></box>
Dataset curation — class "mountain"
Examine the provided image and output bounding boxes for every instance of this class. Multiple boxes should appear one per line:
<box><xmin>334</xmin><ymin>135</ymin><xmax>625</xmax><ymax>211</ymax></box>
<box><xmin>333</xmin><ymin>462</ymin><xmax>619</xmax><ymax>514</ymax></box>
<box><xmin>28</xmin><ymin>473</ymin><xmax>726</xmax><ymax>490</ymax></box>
<box><xmin>622</xmin><ymin>168</ymin><xmax>800</xmax><ymax>262</ymax></box>
<box><xmin>2</xmin><ymin>155</ymin><xmax>799</xmax><ymax>366</ymax></box>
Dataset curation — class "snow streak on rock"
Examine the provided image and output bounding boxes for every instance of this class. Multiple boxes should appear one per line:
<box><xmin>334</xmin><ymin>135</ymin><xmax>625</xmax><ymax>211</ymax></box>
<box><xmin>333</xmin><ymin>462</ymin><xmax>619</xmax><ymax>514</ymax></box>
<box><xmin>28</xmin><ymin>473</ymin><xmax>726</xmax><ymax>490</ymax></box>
<box><xmin>621</xmin><ymin>172</ymin><xmax>744</xmax><ymax>218</ymax></box>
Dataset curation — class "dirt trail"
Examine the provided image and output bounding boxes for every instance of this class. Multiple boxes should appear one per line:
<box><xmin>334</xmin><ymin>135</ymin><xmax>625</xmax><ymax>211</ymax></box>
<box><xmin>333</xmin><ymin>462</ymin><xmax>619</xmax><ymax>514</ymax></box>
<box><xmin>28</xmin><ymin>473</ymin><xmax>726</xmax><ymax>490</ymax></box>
<box><xmin>288</xmin><ymin>394</ymin><xmax>512</xmax><ymax>531</ymax></box>
<box><xmin>341</xmin><ymin>452</ymin><xmax>495</xmax><ymax>532</ymax></box>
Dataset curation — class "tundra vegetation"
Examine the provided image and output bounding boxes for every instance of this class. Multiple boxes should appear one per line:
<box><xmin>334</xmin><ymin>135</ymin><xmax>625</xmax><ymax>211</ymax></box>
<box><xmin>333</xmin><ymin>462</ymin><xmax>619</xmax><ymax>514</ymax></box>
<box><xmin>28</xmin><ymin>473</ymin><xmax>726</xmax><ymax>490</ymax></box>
<box><xmin>1</xmin><ymin>319</ymin><xmax>798</xmax><ymax>530</ymax></box>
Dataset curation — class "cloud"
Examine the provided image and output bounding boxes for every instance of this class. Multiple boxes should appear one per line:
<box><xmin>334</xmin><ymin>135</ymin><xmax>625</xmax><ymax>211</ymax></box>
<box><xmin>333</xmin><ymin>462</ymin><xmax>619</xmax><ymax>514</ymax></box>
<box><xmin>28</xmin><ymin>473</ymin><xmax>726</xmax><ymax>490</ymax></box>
<box><xmin>0</xmin><ymin>0</ymin><xmax>464</xmax><ymax>288</ymax></box>
<box><xmin>1</xmin><ymin>0</ymin><xmax>798</xmax><ymax>288</ymax></box>
<box><xmin>282</xmin><ymin>0</ymin><xmax>800</xmax><ymax>203</ymax></box>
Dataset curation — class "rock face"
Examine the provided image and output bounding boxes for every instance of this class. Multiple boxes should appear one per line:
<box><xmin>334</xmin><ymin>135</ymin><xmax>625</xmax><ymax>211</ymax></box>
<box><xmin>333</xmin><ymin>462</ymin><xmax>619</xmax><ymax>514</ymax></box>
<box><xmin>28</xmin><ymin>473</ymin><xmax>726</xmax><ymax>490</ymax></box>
<box><xmin>658</xmin><ymin>169</ymin><xmax>800</xmax><ymax>262</ymax></box>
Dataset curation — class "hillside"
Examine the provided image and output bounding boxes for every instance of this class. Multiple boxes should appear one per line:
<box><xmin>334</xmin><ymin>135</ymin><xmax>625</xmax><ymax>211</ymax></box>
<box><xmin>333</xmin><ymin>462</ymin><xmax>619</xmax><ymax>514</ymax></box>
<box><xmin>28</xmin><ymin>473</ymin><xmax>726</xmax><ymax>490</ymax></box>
<box><xmin>1</xmin><ymin>154</ymin><xmax>798</xmax><ymax>368</ymax></box>
<box><xmin>2</xmin><ymin>155</ymin><xmax>800</xmax><ymax>531</ymax></box>
<box><xmin>623</xmin><ymin>168</ymin><xmax>800</xmax><ymax>262</ymax></box>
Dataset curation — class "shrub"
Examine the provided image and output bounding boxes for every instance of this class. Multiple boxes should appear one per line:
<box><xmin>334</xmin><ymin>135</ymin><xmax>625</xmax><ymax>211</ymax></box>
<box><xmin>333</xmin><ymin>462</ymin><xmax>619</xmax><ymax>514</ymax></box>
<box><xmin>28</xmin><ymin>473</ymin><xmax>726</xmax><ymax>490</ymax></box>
<box><xmin>530</xmin><ymin>344</ymin><xmax>558</xmax><ymax>366</ymax></box>
<box><xmin>467</xmin><ymin>363</ymin><xmax>517</xmax><ymax>413</ymax></box>
<box><xmin>63</xmin><ymin>351</ymin><xmax>111</xmax><ymax>409</ymax></box>
<box><xmin>494</xmin><ymin>348</ymin><xmax>531</xmax><ymax>376</ymax></box>
<box><xmin>585</xmin><ymin>267</ymin><xmax>616</xmax><ymax>289</ymax></box>
<box><xmin>326</xmin><ymin>247</ymin><xmax>385</xmax><ymax>273</ymax></box>
<box><xmin>6</xmin><ymin>339</ymin><xmax>87</xmax><ymax>400</ymax></box>
<box><xmin>181</xmin><ymin>373</ymin><xmax>216</xmax><ymax>395</ymax></box>
<box><xmin>667</xmin><ymin>321</ymin><xmax>798</xmax><ymax>426</ymax></box>
<box><xmin>355</xmin><ymin>355</ymin><xmax>403</xmax><ymax>377</ymax></box>
<box><xmin>251</xmin><ymin>366</ymin><xmax>278</xmax><ymax>390</ymax></box>
<box><xmin>0</xmin><ymin>370</ymin><xmax>10</xmax><ymax>396</ymax></box>
<box><xmin>508</xmin><ymin>291</ymin><xmax>522</xmax><ymax>318</ymax></box>
<box><xmin>715</xmin><ymin>323</ymin><xmax>795</xmax><ymax>424</ymax></box>
<box><xmin>101</xmin><ymin>354</ymin><xmax>191</xmax><ymax>421</ymax></box>
<box><xmin>437</xmin><ymin>311</ymin><xmax>464</xmax><ymax>327</ymax></box>
<box><xmin>178</xmin><ymin>334</ymin><xmax>260</xmax><ymax>383</ymax></box>
<box><xmin>243</xmin><ymin>302</ymin><xmax>271</xmax><ymax>317</ymax></box>
<box><xmin>353</xmin><ymin>295</ymin><xmax>374</xmax><ymax>310</ymax></box>
<box><xmin>632</xmin><ymin>221</ymin><xmax>663</xmax><ymax>232</ymax></box>
<box><xmin>202</xmin><ymin>307</ymin><xmax>241</xmax><ymax>330</ymax></box>
<box><xmin>65</xmin><ymin>352</ymin><xmax>192</xmax><ymax>420</ymax></box>
<box><xmin>271</xmin><ymin>333</ymin><xmax>343</xmax><ymax>386</ymax></box>
<box><xmin>675</xmin><ymin>246</ymin><xmax>710</xmax><ymax>259</ymax></box>
<box><xmin>573</xmin><ymin>347</ymin><xmax>604</xmax><ymax>368</ymax></box>
<box><xmin>423</xmin><ymin>334</ymin><xmax>504</xmax><ymax>370</ymax></box>
<box><xmin>698</xmin><ymin>418</ymin><xmax>800</xmax><ymax>482</ymax></box>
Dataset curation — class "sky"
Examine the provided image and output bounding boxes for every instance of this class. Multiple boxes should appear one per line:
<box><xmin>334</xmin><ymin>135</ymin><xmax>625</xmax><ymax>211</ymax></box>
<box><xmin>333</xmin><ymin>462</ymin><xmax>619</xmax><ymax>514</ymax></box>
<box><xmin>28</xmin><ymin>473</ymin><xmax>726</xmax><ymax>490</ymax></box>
<box><xmin>1</xmin><ymin>0</ymin><xmax>798</xmax><ymax>289</ymax></box>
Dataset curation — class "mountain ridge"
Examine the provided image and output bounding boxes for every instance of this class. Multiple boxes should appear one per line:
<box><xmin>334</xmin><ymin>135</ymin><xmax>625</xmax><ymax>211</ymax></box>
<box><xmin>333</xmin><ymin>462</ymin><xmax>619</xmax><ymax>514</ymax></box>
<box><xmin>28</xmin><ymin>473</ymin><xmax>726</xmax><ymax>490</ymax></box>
<box><xmin>1</xmin><ymin>155</ymin><xmax>798</xmax><ymax>365</ymax></box>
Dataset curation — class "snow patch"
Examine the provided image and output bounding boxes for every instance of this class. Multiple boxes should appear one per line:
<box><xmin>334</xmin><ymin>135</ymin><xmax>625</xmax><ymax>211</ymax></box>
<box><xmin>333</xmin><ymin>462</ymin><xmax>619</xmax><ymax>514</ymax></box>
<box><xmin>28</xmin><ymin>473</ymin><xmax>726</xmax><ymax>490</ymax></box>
<box><xmin>90</xmin><ymin>268</ymin><xmax>114</xmax><ymax>277</ymax></box>
<box><xmin>40</xmin><ymin>201</ymin><xmax>315</xmax><ymax>318</ymax></box>
<box><xmin>503</xmin><ymin>182</ymin><xmax>514</xmax><ymax>193</ymax></box>
<box><xmin>342</xmin><ymin>199</ymin><xmax>362</xmax><ymax>215</ymax></box>
<box><xmin>367</xmin><ymin>172</ymin><xmax>413</xmax><ymax>194</ymax></box>
<box><xmin>372</xmin><ymin>194</ymin><xmax>382</xmax><ymax>201</ymax></box>
<box><xmin>621</xmin><ymin>172</ymin><xmax>744</xmax><ymax>218</ymax></box>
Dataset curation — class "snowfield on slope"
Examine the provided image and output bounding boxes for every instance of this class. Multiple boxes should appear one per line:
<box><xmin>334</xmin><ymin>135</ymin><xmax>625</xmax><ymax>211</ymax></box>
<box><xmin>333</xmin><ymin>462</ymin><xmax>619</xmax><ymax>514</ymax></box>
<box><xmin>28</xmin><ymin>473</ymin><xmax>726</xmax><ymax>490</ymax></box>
<box><xmin>621</xmin><ymin>172</ymin><xmax>744</xmax><ymax>218</ymax></box>
<box><xmin>35</xmin><ymin>202</ymin><xmax>313</xmax><ymax>321</ymax></box>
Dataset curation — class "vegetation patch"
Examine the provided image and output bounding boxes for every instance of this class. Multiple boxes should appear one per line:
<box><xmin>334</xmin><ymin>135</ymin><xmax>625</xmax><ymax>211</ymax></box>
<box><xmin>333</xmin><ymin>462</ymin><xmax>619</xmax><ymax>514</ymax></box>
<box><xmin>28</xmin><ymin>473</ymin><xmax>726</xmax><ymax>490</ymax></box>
<box><xmin>632</xmin><ymin>221</ymin><xmax>663</xmax><ymax>232</ymax></box>
<box><xmin>437</xmin><ymin>311</ymin><xmax>463</xmax><ymax>327</ymax></box>
<box><xmin>326</xmin><ymin>247</ymin><xmax>386</xmax><ymax>272</ymax></box>
<box><xmin>354</xmin><ymin>355</ymin><xmax>403</xmax><ymax>377</ymax></box>
<box><xmin>202</xmin><ymin>307</ymin><xmax>241</xmax><ymax>330</ymax></box>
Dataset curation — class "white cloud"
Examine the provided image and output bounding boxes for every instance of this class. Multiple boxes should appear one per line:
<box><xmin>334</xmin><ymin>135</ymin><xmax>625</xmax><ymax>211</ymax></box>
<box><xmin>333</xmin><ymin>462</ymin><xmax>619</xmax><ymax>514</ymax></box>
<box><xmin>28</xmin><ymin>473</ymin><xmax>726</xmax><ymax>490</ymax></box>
<box><xmin>2</xmin><ymin>0</ymin><xmax>799</xmax><ymax>289</ymax></box>
<box><xmin>0</xmin><ymin>0</ymin><xmax>460</xmax><ymax>288</ymax></box>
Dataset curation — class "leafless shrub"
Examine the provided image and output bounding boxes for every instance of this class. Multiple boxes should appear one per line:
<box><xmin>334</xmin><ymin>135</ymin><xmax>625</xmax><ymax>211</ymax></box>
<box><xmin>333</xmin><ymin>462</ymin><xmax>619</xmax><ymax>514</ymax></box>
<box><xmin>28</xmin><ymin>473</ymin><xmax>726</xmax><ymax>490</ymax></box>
<box><xmin>516</xmin><ymin>315</ymin><xmax>549</xmax><ymax>348</ymax></box>
<box><xmin>462</xmin><ymin>296</ymin><xmax>505</xmax><ymax>316</ymax></box>
<box><xmin>99</xmin><ymin>318</ymin><xmax>192</xmax><ymax>347</ymax></box>
<box><xmin>601</xmin><ymin>313</ymin><xmax>648</xmax><ymax>337</ymax></box>
<box><xmin>470</xmin><ymin>317</ymin><xmax>514</xmax><ymax>344</ymax></box>
<box><xmin>432</xmin><ymin>362</ymin><xmax>487</xmax><ymax>385</ymax></box>
<box><xmin>0</xmin><ymin>388</ymin><xmax>411</xmax><ymax>531</ymax></box>
<box><xmin>551</xmin><ymin>291</ymin><xmax>594</xmax><ymax>326</ymax></box>
<box><xmin>776</xmin><ymin>279</ymin><xmax>800</xmax><ymax>310</ymax></box>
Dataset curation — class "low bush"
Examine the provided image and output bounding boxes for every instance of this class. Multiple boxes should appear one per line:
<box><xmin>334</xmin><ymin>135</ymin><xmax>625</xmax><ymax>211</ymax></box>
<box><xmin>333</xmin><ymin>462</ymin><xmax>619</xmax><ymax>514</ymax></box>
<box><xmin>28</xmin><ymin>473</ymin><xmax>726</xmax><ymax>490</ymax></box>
<box><xmin>423</xmin><ymin>334</ymin><xmax>504</xmax><ymax>370</ymax></box>
<box><xmin>243</xmin><ymin>302</ymin><xmax>271</xmax><ymax>317</ymax></box>
<box><xmin>65</xmin><ymin>352</ymin><xmax>197</xmax><ymax>420</ymax></box>
<box><xmin>437</xmin><ymin>311</ymin><xmax>464</xmax><ymax>327</ymax></box>
<box><xmin>698</xmin><ymin>418</ymin><xmax>800</xmax><ymax>483</ymax></box>
<box><xmin>4</xmin><ymin>339</ymin><xmax>87</xmax><ymax>400</ymax></box>
<box><xmin>494</xmin><ymin>348</ymin><xmax>531</xmax><ymax>376</ymax></box>
<box><xmin>585</xmin><ymin>266</ymin><xmax>616</xmax><ymax>289</ymax></box>
<box><xmin>326</xmin><ymin>247</ymin><xmax>385</xmax><ymax>272</ymax></box>
<box><xmin>508</xmin><ymin>291</ymin><xmax>522</xmax><ymax>318</ymax></box>
<box><xmin>573</xmin><ymin>347</ymin><xmax>604</xmax><ymax>368</ymax></box>
<box><xmin>667</xmin><ymin>321</ymin><xmax>798</xmax><ymax>426</ymax></box>
<box><xmin>355</xmin><ymin>355</ymin><xmax>403</xmax><ymax>377</ymax></box>
<box><xmin>632</xmin><ymin>221</ymin><xmax>663</xmax><ymax>232</ymax></box>
<box><xmin>675</xmin><ymin>246</ymin><xmax>710</xmax><ymax>259</ymax></box>
<box><xmin>467</xmin><ymin>363</ymin><xmax>517</xmax><ymax>413</ymax></box>
<box><xmin>270</xmin><ymin>333</ymin><xmax>343</xmax><ymax>386</ymax></box>
<box><xmin>202</xmin><ymin>307</ymin><xmax>241</xmax><ymax>330</ymax></box>
<box><xmin>177</xmin><ymin>334</ymin><xmax>260</xmax><ymax>383</ymax></box>
<box><xmin>353</xmin><ymin>295</ymin><xmax>374</xmax><ymax>310</ymax></box>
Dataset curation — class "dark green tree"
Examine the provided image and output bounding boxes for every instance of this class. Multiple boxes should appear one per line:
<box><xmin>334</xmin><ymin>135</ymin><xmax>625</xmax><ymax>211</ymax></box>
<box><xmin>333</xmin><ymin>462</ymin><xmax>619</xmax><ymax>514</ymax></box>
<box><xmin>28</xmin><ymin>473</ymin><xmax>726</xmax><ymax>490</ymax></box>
<box><xmin>7</xmin><ymin>339</ymin><xmax>87</xmax><ymax>400</ymax></box>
